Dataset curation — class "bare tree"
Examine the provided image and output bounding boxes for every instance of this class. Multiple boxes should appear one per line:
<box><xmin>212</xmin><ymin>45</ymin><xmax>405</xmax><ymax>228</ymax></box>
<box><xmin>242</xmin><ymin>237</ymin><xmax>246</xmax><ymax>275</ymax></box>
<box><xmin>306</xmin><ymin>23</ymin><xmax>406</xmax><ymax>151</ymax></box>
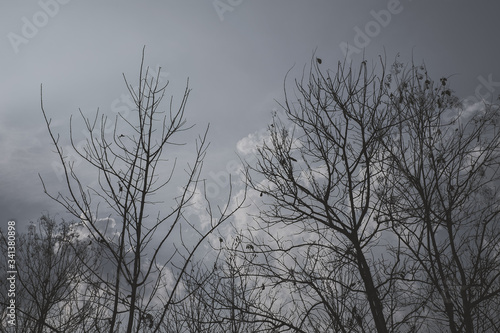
<box><xmin>377</xmin><ymin>60</ymin><xmax>500</xmax><ymax>333</ymax></box>
<box><xmin>39</xmin><ymin>48</ymin><xmax>243</xmax><ymax>333</ymax></box>
<box><xmin>239</xmin><ymin>54</ymin><xmax>500</xmax><ymax>333</ymax></box>
<box><xmin>242</xmin><ymin>56</ymin><xmax>402</xmax><ymax>333</ymax></box>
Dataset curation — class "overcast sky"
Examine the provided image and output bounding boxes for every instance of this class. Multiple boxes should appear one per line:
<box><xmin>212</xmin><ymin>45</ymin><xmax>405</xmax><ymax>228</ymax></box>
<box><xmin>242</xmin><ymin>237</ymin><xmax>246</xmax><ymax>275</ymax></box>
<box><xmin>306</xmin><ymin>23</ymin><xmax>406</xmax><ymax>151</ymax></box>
<box><xmin>1</xmin><ymin>0</ymin><xmax>500</xmax><ymax>231</ymax></box>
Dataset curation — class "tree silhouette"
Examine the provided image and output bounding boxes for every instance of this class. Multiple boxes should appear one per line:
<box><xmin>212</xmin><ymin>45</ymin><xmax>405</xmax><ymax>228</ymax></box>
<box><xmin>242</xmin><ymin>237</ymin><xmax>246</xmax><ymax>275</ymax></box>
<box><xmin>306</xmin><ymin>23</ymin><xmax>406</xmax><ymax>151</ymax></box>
<box><xmin>39</xmin><ymin>48</ymin><xmax>243</xmax><ymax>333</ymax></box>
<box><xmin>377</xmin><ymin>61</ymin><xmax>500</xmax><ymax>333</ymax></box>
<box><xmin>240</xmin><ymin>54</ymin><xmax>500</xmax><ymax>332</ymax></box>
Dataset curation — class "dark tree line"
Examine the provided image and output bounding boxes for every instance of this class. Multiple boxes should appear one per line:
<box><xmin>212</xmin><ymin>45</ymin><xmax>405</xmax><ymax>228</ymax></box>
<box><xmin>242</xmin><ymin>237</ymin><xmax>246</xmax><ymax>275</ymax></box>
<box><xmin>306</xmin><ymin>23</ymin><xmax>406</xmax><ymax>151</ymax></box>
<box><xmin>1</xmin><ymin>52</ymin><xmax>499</xmax><ymax>332</ymax></box>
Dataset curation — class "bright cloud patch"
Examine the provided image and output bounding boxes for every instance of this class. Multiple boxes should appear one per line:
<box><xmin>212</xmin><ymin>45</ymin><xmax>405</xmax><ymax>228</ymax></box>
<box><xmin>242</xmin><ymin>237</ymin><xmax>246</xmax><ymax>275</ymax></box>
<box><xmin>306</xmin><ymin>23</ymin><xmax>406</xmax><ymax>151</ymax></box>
<box><xmin>236</xmin><ymin>129</ymin><xmax>269</xmax><ymax>156</ymax></box>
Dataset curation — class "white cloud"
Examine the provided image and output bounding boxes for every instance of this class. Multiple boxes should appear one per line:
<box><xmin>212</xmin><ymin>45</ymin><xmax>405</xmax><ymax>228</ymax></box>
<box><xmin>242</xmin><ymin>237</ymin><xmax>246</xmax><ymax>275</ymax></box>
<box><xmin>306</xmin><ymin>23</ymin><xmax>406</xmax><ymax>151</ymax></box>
<box><xmin>236</xmin><ymin>129</ymin><xmax>269</xmax><ymax>156</ymax></box>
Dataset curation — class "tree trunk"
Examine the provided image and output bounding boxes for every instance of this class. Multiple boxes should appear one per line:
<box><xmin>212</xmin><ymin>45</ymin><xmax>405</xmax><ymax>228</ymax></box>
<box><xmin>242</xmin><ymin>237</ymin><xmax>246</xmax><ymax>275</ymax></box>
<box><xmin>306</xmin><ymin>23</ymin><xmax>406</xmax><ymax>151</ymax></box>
<box><xmin>355</xmin><ymin>244</ymin><xmax>388</xmax><ymax>333</ymax></box>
